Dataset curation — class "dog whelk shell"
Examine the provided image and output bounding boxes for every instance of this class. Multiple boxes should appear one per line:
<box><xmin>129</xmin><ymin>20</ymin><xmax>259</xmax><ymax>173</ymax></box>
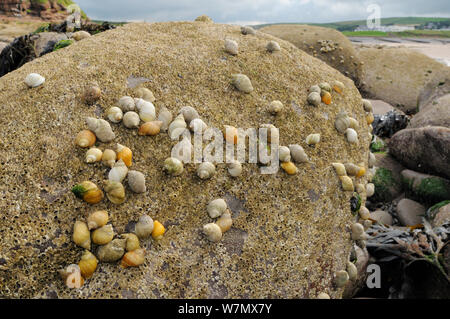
<box><xmin>123</xmin><ymin>111</ymin><xmax>140</xmax><ymax>129</ymax></box>
<box><xmin>104</xmin><ymin>180</ymin><xmax>126</xmax><ymax>204</ymax></box>
<box><xmin>224</xmin><ymin>39</ymin><xmax>238</xmax><ymax>55</ymax></box>
<box><xmin>116</xmin><ymin>144</ymin><xmax>132</xmax><ymax>167</ymax></box>
<box><xmin>366</xmin><ymin>183</ymin><xmax>375</xmax><ymax>197</ymax></box>
<box><xmin>216</xmin><ymin>211</ymin><xmax>232</xmax><ymax>233</ymax></box>
<box><xmin>85</xmin><ymin>147</ymin><xmax>103</xmax><ymax>163</ymax></box>
<box><xmin>281</xmin><ymin>162</ymin><xmax>298</xmax><ymax>175</ymax></box>
<box><xmin>309</xmin><ymin>85</ymin><xmax>321</xmax><ymax>94</ymax></box>
<box><xmin>158</xmin><ymin>106</ymin><xmax>172</xmax><ymax>132</ymax></box>
<box><xmin>135</xmin><ymin>87</ymin><xmax>155</xmax><ymax>102</ymax></box>
<box><xmin>279</xmin><ymin>146</ymin><xmax>291</xmax><ymax>162</ymax></box>
<box><xmin>345</xmin><ymin>128</ymin><xmax>358</xmax><ymax>144</ymax></box>
<box><xmin>348</xmin><ymin>117</ymin><xmax>359</xmax><ymax>130</ymax></box>
<box><xmin>268</xmin><ymin>100</ymin><xmax>283</xmax><ymax>114</ymax></box>
<box><xmin>333</xmin><ymin>81</ymin><xmax>344</xmax><ymax>94</ymax></box>
<box><xmin>368</xmin><ymin>152</ymin><xmax>376</xmax><ymax>168</ymax></box>
<box><xmin>86</xmin><ymin>117</ymin><xmax>115</xmax><ymax>142</ymax></box>
<box><xmin>73</xmin><ymin>221</ymin><xmax>91</xmax><ymax>249</ymax></box>
<box><xmin>289</xmin><ymin>144</ymin><xmax>309</xmax><ymax>163</ymax></box>
<box><xmin>127</xmin><ymin>170</ymin><xmax>146</xmax><ymax>193</ymax></box>
<box><xmin>306</xmin><ymin>133</ymin><xmax>320</xmax><ymax>145</ymax></box>
<box><xmin>207</xmin><ymin>199</ymin><xmax>227</xmax><ymax>218</ymax></box>
<box><xmin>189</xmin><ymin>118</ymin><xmax>207</xmax><ymax>133</ymax></box>
<box><xmin>359</xmin><ymin>206</ymin><xmax>370</xmax><ymax>220</ymax></box>
<box><xmin>180</xmin><ymin>106</ymin><xmax>199</xmax><ymax>124</ymax></box>
<box><xmin>92</xmin><ymin>224</ymin><xmax>114</xmax><ymax>245</ymax></box>
<box><xmin>232</xmin><ymin>74</ymin><xmax>253</xmax><ymax>93</ymax></box>
<box><xmin>335</xmin><ymin>111</ymin><xmax>350</xmax><ymax>134</ymax></box>
<box><xmin>108</xmin><ymin>159</ymin><xmax>128</xmax><ymax>183</ymax></box>
<box><xmin>335</xmin><ymin>270</ymin><xmax>349</xmax><ymax>288</ymax></box>
<box><xmin>266</xmin><ymin>40</ymin><xmax>281</xmax><ymax>52</ymax></box>
<box><xmin>121</xmin><ymin>248</ymin><xmax>145</xmax><ymax>268</ymax></box>
<box><xmin>152</xmin><ymin>220</ymin><xmax>165</xmax><ymax>240</ymax></box>
<box><xmin>87</xmin><ymin>210</ymin><xmax>109</xmax><ymax>230</ymax></box>
<box><xmin>362</xmin><ymin>99</ymin><xmax>373</xmax><ymax>112</ymax></box>
<box><xmin>97</xmin><ymin>238</ymin><xmax>126</xmax><ymax>262</ymax></box>
<box><xmin>138</xmin><ymin>120</ymin><xmax>163</xmax><ymax>136</ymax></box>
<box><xmin>82</xmin><ymin>85</ymin><xmax>101</xmax><ymax>105</ymax></box>
<box><xmin>118</xmin><ymin>96</ymin><xmax>135</xmax><ymax>112</ymax></box>
<box><xmin>197</xmin><ymin>162</ymin><xmax>216</xmax><ymax>179</ymax></box>
<box><xmin>135</xmin><ymin>214</ymin><xmax>154</xmax><ymax>239</ymax></box>
<box><xmin>168</xmin><ymin>114</ymin><xmax>187</xmax><ymax>138</ymax></box>
<box><xmin>78</xmin><ymin>250</ymin><xmax>98</xmax><ymax>279</ymax></box>
<box><xmin>106</xmin><ymin>107</ymin><xmax>123</xmax><ymax>123</ymax></box>
<box><xmin>228</xmin><ymin>160</ymin><xmax>242</xmax><ymax>177</ymax></box>
<box><xmin>135</xmin><ymin>98</ymin><xmax>156</xmax><ymax>122</ymax></box>
<box><xmin>75</xmin><ymin>130</ymin><xmax>96</xmax><ymax>148</ymax></box>
<box><xmin>164</xmin><ymin>157</ymin><xmax>184</xmax><ymax>176</ymax></box>
<box><xmin>347</xmin><ymin>262</ymin><xmax>358</xmax><ymax>281</ymax></box>
<box><xmin>307</xmin><ymin>92</ymin><xmax>321</xmax><ymax>106</ymax></box>
<box><xmin>241</xmin><ymin>26</ymin><xmax>256</xmax><ymax>35</ymax></box>
<box><xmin>72</xmin><ymin>181</ymin><xmax>103</xmax><ymax>204</ymax></box>
<box><xmin>122</xmin><ymin>233</ymin><xmax>140</xmax><ymax>252</ymax></box>
<box><xmin>102</xmin><ymin>149</ymin><xmax>116</xmax><ymax>168</ymax></box>
<box><xmin>351</xmin><ymin>223</ymin><xmax>365</xmax><ymax>241</ymax></box>
<box><xmin>319</xmin><ymin>82</ymin><xmax>331</xmax><ymax>92</ymax></box>
<box><xmin>25</xmin><ymin>73</ymin><xmax>45</xmax><ymax>88</ymax></box>
<box><xmin>340</xmin><ymin>176</ymin><xmax>354</xmax><ymax>191</ymax></box>
<box><xmin>203</xmin><ymin>223</ymin><xmax>222</xmax><ymax>242</ymax></box>
<box><xmin>332</xmin><ymin>163</ymin><xmax>347</xmax><ymax>176</ymax></box>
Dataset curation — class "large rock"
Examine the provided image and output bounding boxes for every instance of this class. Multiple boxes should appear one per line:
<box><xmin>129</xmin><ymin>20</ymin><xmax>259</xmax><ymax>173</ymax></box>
<box><xmin>389</xmin><ymin>126</ymin><xmax>450</xmax><ymax>179</ymax></box>
<box><xmin>396</xmin><ymin>199</ymin><xmax>426</xmax><ymax>226</ymax></box>
<box><xmin>32</xmin><ymin>32</ymin><xmax>69</xmax><ymax>57</ymax></box>
<box><xmin>410</xmin><ymin>94</ymin><xmax>450</xmax><ymax>128</ymax></box>
<box><xmin>0</xmin><ymin>22</ymin><xmax>371</xmax><ymax>298</ymax></box>
<box><xmin>401</xmin><ymin>169</ymin><xmax>450</xmax><ymax>204</ymax></box>
<box><xmin>358</xmin><ymin>47</ymin><xmax>450</xmax><ymax>114</ymax></box>
<box><xmin>259</xmin><ymin>24</ymin><xmax>363</xmax><ymax>87</ymax></box>
<box><xmin>427</xmin><ymin>202</ymin><xmax>450</xmax><ymax>228</ymax></box>
<box><xmin>371</xmin><ymin>153</ymin><xmax>404</xmax><ymax>202</ymax></box>
<box><xmin>370</xmin><ymin>210</ymin><xmax>393</xmax><ymax>226</ymax></box>
<box><xmin>0</xmin><ymin>0</ymin><xmax>84</xmax><ymax>21</ymax></box>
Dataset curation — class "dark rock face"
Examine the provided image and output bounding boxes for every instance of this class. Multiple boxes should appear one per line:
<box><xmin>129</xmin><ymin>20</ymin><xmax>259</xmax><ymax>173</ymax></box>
<box><xmin>373</xmin><ymin>110</ymin><xmax>410</xmax><ymax>138</ymax></box>
<box><xmin>0</xmin><ymin>0</ymin><xmax>74</xmax><ymax>20</ymax></box>
<box><xmin>389</xmin><ymin>127</ymin><xmax>450</xmax><ymax>179</ymax></box>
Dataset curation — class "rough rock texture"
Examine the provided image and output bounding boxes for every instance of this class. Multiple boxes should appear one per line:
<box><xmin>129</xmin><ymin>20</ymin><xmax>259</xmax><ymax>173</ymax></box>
<box><xmin>358</xmin><ymin>47</ymin><xmax>450</xmax><ymax>114</ymax></box>
<box><xmin>0</xmin><ymin>22</ymin><xmax>371</xmax><ymax>298</ymax></box>
<box><xmin>32</xmin><ymin>31</ymin><xmax>68</xmax><ymax>56</ymax></box>
<box><xmin>0</xmin><ymin>0</ymin><xmax>82</xmax><ymax>21</ymax></box>
<box><xmin>401</xmin><ymin>169</ymin><xmax>450</xmax><ymax>204</ymax></box>
<box><xmin>389</xmin><ymin>126</ymin><xmax>450</xmax><ymax>179</ymax></box>
<box><xmin>259</xmin><ymin>24</ymin><xmax>363</xmax><ymax>87</ymax></box>
<box><xmin>417</xmin><ymin>73</ymin><xmax>450</xmax><ymax>109</ymax></box>
<box><xmin>410</xmin><ymin>94</ymin><xmax>450</xmax><ymax>128</ymax></box>
<box><xmin>396</xmin><ymin>199</ymin><xmax>426</xmax><ymax>226</ymax></box>
<box><xmin>430</xmin><ymin>202</ymin><xmax>450</xmax><ymax>228</ymax></box>
<box><xmin>369</xmin><ymin>99</ymin><xmax>397</xmax><ymax>115</ymax></box>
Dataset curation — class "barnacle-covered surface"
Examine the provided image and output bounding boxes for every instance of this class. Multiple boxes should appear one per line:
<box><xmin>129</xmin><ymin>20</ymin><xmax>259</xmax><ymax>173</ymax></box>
<box><xmin>0</xmin><ymin>21</ymin><xmax>370</xmax><ymax>298</ymax></box>
<box><xmin>259</xmin><ymin>24</ymin><xmax>364</xmax><ymax>88</ymax></box>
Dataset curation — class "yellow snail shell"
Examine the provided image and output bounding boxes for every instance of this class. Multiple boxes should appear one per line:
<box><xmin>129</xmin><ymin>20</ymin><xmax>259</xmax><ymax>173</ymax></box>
<box><xmin>362</xmin><ymin>99</ymin><xmax>373</xmax><ymax>112</ymax></box>
<box><xmin>122</xmin><ymin>233</ymin><xmax>140</xmax><ymax>252</ymax></box>
<box><xmin>335</xmin><ymin>270</ymin><xmax>349</xmax><ymax>288</ymax></box>
<box><xmin>216</xmin><ymin>211</ymin><xmax>232</xmax><ymax>233</ymax></box>
<box><xmin>75</xmin><ymin>130</ymin><xmax>96</xmax><ymax>148</ymax></box>
<box><xmin>339</xmin><ymin>176</ymin><xmax>354</xmax><ymax>191</ymax></box>
<box><xmin>91</xmin><ymin>224</ymin><xmax>114</xmax><ymax>245</ymax></box>
<box><xmin>135</xmin><ymin>87</ymin><xmax>155</xmax><ymax>102</ymax></box>
<box><xmin>345</xmin><ymin>128</ymin><xmax>358</xmax><ymax>144</ymax></box>
<box><xmin>96</xmin><ymin>238</ymin><xmax>126</xmax><ymax>262</ymax></box>
<box><xmin>85</xmin><ymin>147</ymin><xmax>103</xmax><ymax>164</ymax></box>
<box><xmin>335</xmin><ymin>111</ymin><xmax>350</xmax><ymax>134</ymax></box>
<box><xmin>87</xmin><ymin>210</ymin><xmax>109</xmax><ymax>230</ymax></box>
<box><xmin>106</xmin><ymin>107</ymin><xmax>123</xmax><ymax>123</ymax></box>
<box><xmin>163</xmin><ymin>157</ymin><xmax>184</xmax><ymax>176</ymax></box>
<box><xmin>278</xmin><ymin>146</ymin><xmax>291</xmax><ymax>162</ymax></box>
<box><xmin>123</xmin><ymin>111</ymin><xmax>140</xmax><ymax>129</ymax></box>
<box><xmin>138</xmin><ymin>121</ymin><xmax>162</xmax><ymax>136</ymax></box>
<box><xmin>347</xmin><ymin>261</ymin><xmax>358</xmax><ymax>281</ymax></box>
<box><xmin>332</xmin><ymin>163</ymin><xmax>347</xmax><ymax>176</ymax></box>
<box><xmin>73</xmin><ymin>221</ymin><xmax>91</xmax><ymax>249</ymax></box>
<box><xmin>78</xmin><ymin>250</ymin><xmax>98</xmax><ymax>279</ymax></box>
<box><xmin>306</xmin><ymin>133</ymin><xmax>321</xmax><ymax>145</ymax></box>
<box><xmin>102</xmin><ymin>149</ymin><xmax>116</xmax><ymax>168</ymax></box>
<box><xmin>366</xmin><ymin>183</ymin><xmax>375</xmax><ymax>197</ymax></box>
<box><xmin>268</xmin><ymin>100</ymin><xmax>283</xmax><ymax>114</ymax></box>
<box><xmin>351</xmin><ymin>223</ymin><xmax>366</xmax><ymax>241</ymax></box>
<box><xmin>121</xmin><ymin>248</ymin><xmax>145</xmax><ymax>268</ymax></box>
<box><xmin>116</xmin><ymin>144</ymin><xmax>132</xmax><ymax>167</ymax></box>
<box><xmin>104</xmin><ymin>180</ymin><xmax>126</xmax><ymax>204</ymax></box>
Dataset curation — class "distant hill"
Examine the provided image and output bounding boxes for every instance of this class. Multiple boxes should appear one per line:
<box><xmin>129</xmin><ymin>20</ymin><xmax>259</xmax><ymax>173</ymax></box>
<box><xmin>255</xmin><ymin>17</ymin><xmax>450</xmax><ymax>32</ymax></box>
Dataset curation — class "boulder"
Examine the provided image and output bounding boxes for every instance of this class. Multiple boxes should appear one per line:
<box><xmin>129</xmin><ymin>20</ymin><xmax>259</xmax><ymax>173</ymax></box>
<box><xmin>396</xmin><ymin>199</ymin><xmax>426</xmax><ymax>226</ymax></box>
<box><xmin>369</xmin><ymin>99</ymin><xmax>396</xmax><ymax>115</ymax></box>
<box><xmin>372</xmin><ymin>153</ymin><xmax>404</xmax><ymax>202</ymax></box>
<box><xmin>389</xmin><ymin>126</ymin><xmax>450</xmax><ymax>179</ymax></box>
<box><xmin>358</xmin><ymin>47</ymin><xmax>450</xmax><ymax>114</ymax></box>
<box><xmin>32</xmin><ymin>32</ymin><xmax>69</xmax><ymax>57</ymax></box>
<box><xmin>410</xmin><ymin>94</ymin><xmax>450</xmax><ymax>128</ymax></box>
<box><xmin>426</xmin><ymin>201</ymin><xmax>450</xmax><ymax>228</ymax></box>
<box><xmin>0</xmin><ymin>22</ymin><xmax>371</xmax><ymax>298</ymax></box>
<box><xmin>401</xmin><ymin>169</ymin><xmax>450</xmax><ymax>204</ymax></box>
<box><xmin>259</xmin><ymin>24</ymin><xmax>363</xmax><ymax>87</ymax></box>
<box><xmin>370</xmin><ymin>210</ymin><xmax>393</xmax><ymax>226</ymax></box>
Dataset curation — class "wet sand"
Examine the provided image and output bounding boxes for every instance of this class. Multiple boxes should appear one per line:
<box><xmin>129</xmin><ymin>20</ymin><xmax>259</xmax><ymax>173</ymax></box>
<box><xmin>350</xmin><ymin>37</ymin><xmax>450</xmax><ymax>66</ymax></box>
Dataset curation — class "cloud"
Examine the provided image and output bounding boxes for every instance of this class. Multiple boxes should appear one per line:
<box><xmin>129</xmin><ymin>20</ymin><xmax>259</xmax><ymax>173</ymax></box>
<box><xmin>75</xmin><ymin>0</ymin><xmax>450</xmax><ymax>23</ymax></box>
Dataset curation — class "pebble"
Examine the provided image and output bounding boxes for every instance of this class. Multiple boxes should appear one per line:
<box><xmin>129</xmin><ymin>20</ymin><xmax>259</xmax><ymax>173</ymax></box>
<box><xmin>396</xmin><ymin>198</ymin><xmax>426</xmax><ymax>226</ymax></box>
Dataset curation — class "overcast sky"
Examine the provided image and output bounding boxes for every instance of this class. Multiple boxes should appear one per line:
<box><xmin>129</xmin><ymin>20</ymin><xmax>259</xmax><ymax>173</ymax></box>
<box><xmin>76</xmin><ymin>0</ymin><xmax>450</xmax><ymax>24</ymax></box>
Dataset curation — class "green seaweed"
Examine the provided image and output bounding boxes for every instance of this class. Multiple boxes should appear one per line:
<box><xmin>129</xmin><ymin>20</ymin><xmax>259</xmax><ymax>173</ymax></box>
<box><xmin>71</xmin><ymin>185</ymin><xmax>86</xmax><ymax>199</ymax></box>
<box><xmin>33</xmin><ymin>23</ymin><xmax>50</xmax><ymax>34</ymax></box>
<box><xmin>416</xmin><ymin>178</ymin><xmax>450</xmax><ymax>204</ymax></box>
<box><xmin>372</xmin><ymin>167</ymin><xmax>397</xmax><ymax>202</ymax></box>
<box><xmin>53</xmin><ymin>39</ymin><xmax>73</xmax><ymax>51</ymax></box>
<box><xmin>370</xmin><ymin>139</ymin><xmax>386</xmax><ymax>153</ymax></box>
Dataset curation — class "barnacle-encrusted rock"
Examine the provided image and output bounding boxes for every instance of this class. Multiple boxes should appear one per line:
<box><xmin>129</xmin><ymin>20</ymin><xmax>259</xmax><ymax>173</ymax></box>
<box><xmin>0</xmin><ymin>21</ymin><xmax>370</xmax><ymax>299</ymax></box>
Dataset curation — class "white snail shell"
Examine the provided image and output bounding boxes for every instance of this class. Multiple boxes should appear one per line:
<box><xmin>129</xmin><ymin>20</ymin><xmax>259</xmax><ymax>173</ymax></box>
<box><xmin>135</xmin><ymin>215</ymin><xmax>154</xmax><ymax>239</ymax></box>
<box><xmin>335</xmin><ymin>111</ymin><xmax>350</xmax><ymax>134</ymax></box>
<box><xmin>86</xmin><ymin>117</ymin><xmax>115</xmax><ymax>142</ymax></box>
<box><xmin>179</xmin><ymin>106</ymin><xmax>199</xmax><ymax>124</ymax></box>
<box><xmin>306</xmin><ymin>133</ymin><xmax>320</xmax><ymax>145</ymax></box>
<box><xmin>227</xmin><ymin>160</ymin><xmax>242</xmax><ymax>177</ymax></box>
<box><xmin>309</xmin><ymin>85</ymin><xmax>321</xmax><ymax>94</ymax></box>
<box><xmin>203</xmin><ymin>223</ymin><xmax>222</xmax><ymax>243</ymax></box>
<box><xmin>335</xmin><ymin>270</ymin><xmax>349</xmax><ymax>288</ymax></box>
<box><xmin>123</xmin><ymin>111</ymin><xmax>140</xmax><ymax>129</ymax></box>
<box><xmin>224</xmin><ymin>39</ymin><xmax>238</xmax><ymax>55</ymax></box>
<box><xmin>207</xmin><ymin>199</ymin><xmax>227</xmax><ymax>218</ymax></box>
<box><xmin>362</xmin><ymin>99</ymin><xmax>373</xmax><ymax>112</ymax></box>
<box><xmin>278</xmin><ymin>146</ymin><xmax>291</xmax><ymax>162</ymax></box>
<box><xmin>197</xmin><ymin>162</ymin><xmax>216</xmax><ymax>180</ymax></box>
<box><xmin>348</xmin><ymin>117</ymin><xmax>359</xmax><ymax>130</ymax></box>
<box><xmin>102</xmin><ymin>149</ymin><xmax>116</xmax><ymax>168</ymax></box>
<box><xmin>157</xmin><ymin>106</ymin><xmax>173</xmax><ymax>132</ymax></box>
<box><xmin>127</xmin><ymin>170</ymin><xmax>146</xmax><ymax>193</ymax></box>
<box><xmin>289</xmin><ymin>144</ymin><xmax>308</xmax><ymax>163</ymax></box>
<box><xmin>25</xmin><ymin>73</ymin><xmax>45</xmax><ymax>88</ymax></box>
<box><xmin>266</xmin><ymin>40</ymin><xmax>281</xmax><ymax>52</ymax></box>
<box><xmin>359</xmin><ymin>206</ymin><xmax>370</xmax><ymax>220</ymax></box>
<box><xmin>268</xmin><ymin>100</ymin><xmax>283</xmax><ymax>114</ymax></box>
<box><xmin>135</xmin><ymin>98</ymin><xmax>156</xmax><ymax>122</ymax></box>
<box><xmin>168</xmin><ymin>114</ymin><xmax>187</xmax><ymax>138</ymax></box>
<box><xmin>232</xmin><ymin>74</ymin><xmax>253</xmax><ymax>93</ymax></box>
<box><xmin>118</xmin><ymin>96</ymin><xmax>135</xmax><ymax>112</ymax></box>
<box><xmin>340</xmin><ymin>176</ymin><xmax>354</xmax><ymax>191</ymax></box>
<box><xmin>307</xmin><ymin>92</ymin><xmax>321</xmax><ymax>106</ymax></box>
<box><xmin>106</xmin><ymin>107</ymin><xmax>123</xmax><ymax>123</ymax></box>
<box><xmin>345</xmin><ymin>128</ymin><xmax>358</xmax><ymax>144</ymax></box>
<box><xmin>85</xmin><ymin>147</ymin><xmax>103</xmax><ymax>163</ymax></box>
<box><xmin>366</xmin><ymin>183</ymin><xmax>375</xmax><ymax>197</ymax></box>
<box><xmin>108</xmin><ymin>159</ymin><xmax>128</xmax><ymax>183</ymax></box>
<box><xmin>368</xmin><ymin>152</ymin><xmax>376</xmax><ymax>168</ymax></box>
<box><xmin>135</xmin><ymin>87</ymin><xmax>155</xmax><ymax>102</ymax></box>
<box><xmin>351</xmin><ymin>223</ymin><xmax>366</xmax><ymax>241</ymax></box>
<box><xmin>164</xmin><ymin>157</ymin><xmax>184</xmax><ymax>176</ymax></box>
<box><xmin>347</xmin><ymin>262</ymin><xmax>358</xmax><ymax>281</ymax></box>
<box><xmin>189</xmin><ymin>118</ymin><xmax>208</xmax><ymax>133</ymax></box>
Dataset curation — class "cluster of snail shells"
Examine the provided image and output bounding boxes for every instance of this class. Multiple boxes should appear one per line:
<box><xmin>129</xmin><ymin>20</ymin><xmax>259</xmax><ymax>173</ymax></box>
<box><xmin>307</xmin><ymin>80</ymin><xmax>344</xmax><ymax>107</ymax></box>
<box><xmin>331</xmin><ymin>162</ymin><xmax>367</xmax><ymax>193</ymax></box>
<box><xmin>362</xmin><ymin>99</ymin><xmax>375</xmax><ymax>125</ymax></box>
<box><xmin>334</xmin><ymin>111</ymin><xmax>359</xmax><ymax>144</ymax></box>
<box><xmin>203</xmin><ymin>199</ymin><xmax>232</xmax><ymax>243</ymax></box>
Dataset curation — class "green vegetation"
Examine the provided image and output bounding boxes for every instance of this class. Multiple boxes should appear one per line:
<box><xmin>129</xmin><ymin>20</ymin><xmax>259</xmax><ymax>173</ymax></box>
<box><xmin>416</xmin><ymin>178</ymin><xmax>450</xmax><ymax>204</ymax></box>
<box><xmin>53</xmin><ymin>39</ymin><xmax>73</xmax><ymax>51</ymax></box>
<box><xmin>372</xmin><ymin>168</ymin><xmax>398</xmax><ymax>202</ymax></box>
<box><xmin>33</xmin><ymin>23</ymin><xmax>50</xmax><ymax>34</ymax></box>
<box><xmin>370</xmin><ymin>139</ymin><xmax>386</xmax><ymax>153</ymax></box>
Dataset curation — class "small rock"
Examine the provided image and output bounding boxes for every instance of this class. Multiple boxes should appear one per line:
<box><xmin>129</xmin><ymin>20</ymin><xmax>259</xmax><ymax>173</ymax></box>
<box><xmin>397</xmin><ymin>198</ymin><xmax>426</xmax><ymax>226</ymax></box>
<box><xmin>370</xmin><ymin>210</ymin><xmax>393</xmax><ymax>226</ymax></box>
